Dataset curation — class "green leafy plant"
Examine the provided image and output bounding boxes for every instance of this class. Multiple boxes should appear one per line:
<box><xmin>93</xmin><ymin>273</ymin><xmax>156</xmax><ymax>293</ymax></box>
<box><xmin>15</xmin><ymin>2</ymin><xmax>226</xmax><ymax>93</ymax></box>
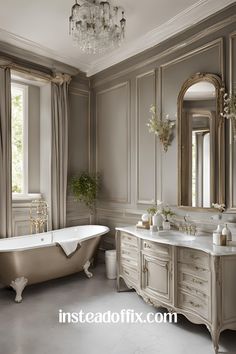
<box><xmin>161</xmin><ymin>206</ymin><xmax>175</xmax><ymax>222</ymax></box>
<box><xmin>147</xmin><ymin>206</ymin><xmax>158</xmax><ymax>216</ymax></box>
<box><xmin>70</xmin><ymin>172</ymin><xmax>100</xmax><ymax>212</ymax></box>
<box><xmin>147</xmin><ymin>200</ymin><xmax>163</xmax><ymax>216</ymax></box>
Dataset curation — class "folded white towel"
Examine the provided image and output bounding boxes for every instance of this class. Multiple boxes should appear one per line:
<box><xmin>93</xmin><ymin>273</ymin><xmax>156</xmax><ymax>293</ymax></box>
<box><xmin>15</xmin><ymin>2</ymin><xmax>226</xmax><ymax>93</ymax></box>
<box><xmin>56</xmin><ymin>240</ymin><xmax>81</xmax><ymax>258</ymax></box>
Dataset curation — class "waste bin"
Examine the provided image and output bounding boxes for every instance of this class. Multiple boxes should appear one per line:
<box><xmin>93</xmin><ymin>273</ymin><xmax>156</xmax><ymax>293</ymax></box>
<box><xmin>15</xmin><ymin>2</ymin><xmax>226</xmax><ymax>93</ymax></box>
<box><xmin>105</xmin><ymin>250</ymin><xmax>117</xmax><ymax>279</ymax></box>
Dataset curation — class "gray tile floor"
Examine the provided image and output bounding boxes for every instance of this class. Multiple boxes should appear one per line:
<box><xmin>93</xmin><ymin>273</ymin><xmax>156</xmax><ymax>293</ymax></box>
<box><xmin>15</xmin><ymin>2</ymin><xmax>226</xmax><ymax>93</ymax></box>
<box><xmin>0</xmin><ymin>265</ymin><xmax>236</xmax><ymax>354</ymax></box>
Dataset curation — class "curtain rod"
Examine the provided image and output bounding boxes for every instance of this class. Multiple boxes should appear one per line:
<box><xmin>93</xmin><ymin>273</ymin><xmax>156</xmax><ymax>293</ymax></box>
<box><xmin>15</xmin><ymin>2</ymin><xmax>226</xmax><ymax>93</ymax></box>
<box><xmin>0</xmin><ymin>58</ymin><xmax>71</xmax><ymax>84</ymax></box>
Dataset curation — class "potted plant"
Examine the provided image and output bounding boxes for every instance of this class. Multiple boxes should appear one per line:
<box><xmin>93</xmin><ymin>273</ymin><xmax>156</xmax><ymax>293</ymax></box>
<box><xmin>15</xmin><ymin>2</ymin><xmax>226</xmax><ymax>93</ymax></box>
<box><xmin>161</xmin><ymin>206</ymin><xmax>175</xmax><ymax>230</ymax></box>
<box><xmin>70</xmin><ymin>172</ymin><xmax>100</xmax><ymax>214</ymax></box>
<box><xmin>147</xmin><ymin>201</ymin><xmax>163</xmax><ymax>229</ymax></box>
<box><xmin>212</xmin><ymin>203</ymin><xmax>226</xmax><ymax>220</ymax></box>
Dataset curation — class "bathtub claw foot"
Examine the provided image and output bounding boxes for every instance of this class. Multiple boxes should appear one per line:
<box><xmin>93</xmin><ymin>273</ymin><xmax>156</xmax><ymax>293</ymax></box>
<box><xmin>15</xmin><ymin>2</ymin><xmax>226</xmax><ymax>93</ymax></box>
<box><xmin>83</xmin><ymin>260</ymin><xmax>93</xmax><ymax>278</ymax></box>
<box><xmin>10</xmin><ymin>277</ymin><xmax>28</xmax><ymax>303</ymax></box>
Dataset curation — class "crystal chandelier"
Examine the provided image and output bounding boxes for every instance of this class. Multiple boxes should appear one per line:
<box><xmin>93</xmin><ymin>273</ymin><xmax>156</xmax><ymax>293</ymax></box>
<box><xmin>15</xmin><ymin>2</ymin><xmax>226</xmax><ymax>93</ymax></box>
<box><xmin>69</xmin><ymin>0</ymin><xmax>126</xmax><ymax>54</ymax></box>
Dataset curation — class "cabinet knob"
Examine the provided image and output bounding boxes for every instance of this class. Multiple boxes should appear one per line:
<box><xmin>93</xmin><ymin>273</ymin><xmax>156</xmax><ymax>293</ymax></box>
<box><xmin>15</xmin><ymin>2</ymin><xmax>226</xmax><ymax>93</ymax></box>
<box><xmin>192</xmin><ymin>278</ymin><xmax>203</xmax><ymax>285</ymax></box>
<box><xmin>145</xmin><ymin>243</ymin><xmax>151</xmax><ymax>249</ymax></box>
<box><xmin>189</xmin><ymin>300</ymin><xmax>201</xmax><ymax>308</ymax></box>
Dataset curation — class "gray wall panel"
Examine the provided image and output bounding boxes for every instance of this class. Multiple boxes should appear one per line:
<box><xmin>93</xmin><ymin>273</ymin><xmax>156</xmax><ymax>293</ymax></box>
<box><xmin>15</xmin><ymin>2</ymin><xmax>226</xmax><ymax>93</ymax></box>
<box><xmin>136</xmin><ymin>71</ymin><xmax>156</xmax><ymax>204</ymax></box>
<box><xmin>96</xmin><ymin>82</ymin><xmax>130</xmax><ymax>203</ymax></box>
<box><xmin>90</xmin><ymin>8</ymin><xmax>236</xmax><ymax>246</ymax></box>
<box><xmin>68</xmin><ymin>92</ymin><xmax>89</xmax><ymax>178</ymax></box>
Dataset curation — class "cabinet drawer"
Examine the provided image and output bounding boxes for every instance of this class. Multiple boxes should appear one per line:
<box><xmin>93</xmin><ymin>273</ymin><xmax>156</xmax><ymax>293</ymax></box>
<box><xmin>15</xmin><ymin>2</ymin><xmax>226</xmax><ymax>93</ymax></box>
<box><xmin>178</xmin><ymin>290</ymin><xmax>210</xmax><ymax>320</ymax></box>
<box><xmin>178</xmin><ymin>262</ymin><xmax>209</xmax><ymax>280</ymax></box>
<box><xmin>179</xmin><ymin>283</ymin><xmax>208</xmax><ymax>301</ymax></box>
<box><xmin>178</xmin><ymin>248</ymin><xmax>209</xmax><ymax>268</ymax></box>
<box><xmin>120</xmin><ymin>264</ymin><xmax>138</xmax><ymax>283</ymax></box>
<box><xmin>178</xmin><ymin>270</ymin><xmax>209</xmax><ymax>294</ymax></box>
<box><xmin>121</xmin><ymin>233</ymin><xmax>138</xmax><ymax>247</ymax></box>
<box><xmin>120</xmin><ymin>240</ymin><xmax>138</xmax><ymax>252</ymax></box>
<box><xmin>142</xmin><ymin>240</ymin><xmax>170</xmax><ymax>257</ymax></box>
<box><xmin>121</xmin><ymin>248</ymin><xmax>138</xmax><ymax>261</ymax></box>
<box><xmin>120</xmin><ymin>256</ymin><xmax>138</xmax><ymax>268</ymax></box>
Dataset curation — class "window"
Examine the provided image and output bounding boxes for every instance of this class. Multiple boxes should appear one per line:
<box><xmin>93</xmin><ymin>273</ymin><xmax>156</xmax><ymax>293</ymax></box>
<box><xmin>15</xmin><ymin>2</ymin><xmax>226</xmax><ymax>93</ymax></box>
<box><xmin>11</xmin><ymin>83</ymin><xmax>28</xmax><ymax>195</ymax></box>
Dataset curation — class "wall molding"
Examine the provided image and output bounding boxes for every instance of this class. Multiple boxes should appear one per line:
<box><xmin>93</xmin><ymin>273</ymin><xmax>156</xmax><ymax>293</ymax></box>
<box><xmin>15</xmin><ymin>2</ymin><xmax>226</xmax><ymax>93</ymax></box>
<box><xmin>68</xmin><ymin>85</ymin><xmax>91</xmax><ymax>175</ymax></box>
<box><xmin>0</xmin><ymin>38</ymin><xmax>80</xmax><ymax>76</ymax></box>
<box><xmin>92</xmin><ymin>15</ymin><xmax>235</xmax><ymax>87</ymax></box>
<box><xmin>160</xmin><ymin>37</ymin><xmax>224</xmax><ymax>80</ymax></box>
<box><xmin>89</xmin><ymin>1</ymin><xmax>234</xmax><ymax>77</ymax></box>
<box><xmin>0</xmin><ymin>3</ymin><xmax>234</xmax><ymax>78</ymax></box>
<box><xmin>95</xmin><ymin>81</ymin><xmax>131</xmax><ymax>204</ymax></box>
<box><xmin>69</xmin><ymin>86</ymin><xmax>89</xmax><ymax>97</ymax></box>
<box><xmin>229</xmin><ymin>31</ymin><xmax>236</xmax><ymax>210</ymax></box>
<box><xmin>136</xmin><ymin>70</ymin><xmax>156</xmax><ymax>204</ymax></box>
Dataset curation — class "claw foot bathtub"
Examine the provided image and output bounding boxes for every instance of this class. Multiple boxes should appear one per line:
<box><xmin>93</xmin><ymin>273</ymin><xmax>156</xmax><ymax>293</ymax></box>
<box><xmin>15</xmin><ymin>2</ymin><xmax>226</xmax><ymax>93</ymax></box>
<box><xmin>0</xmin><ymin>225</ymin><xmax>109</xmax><ymax>302</ymax></box>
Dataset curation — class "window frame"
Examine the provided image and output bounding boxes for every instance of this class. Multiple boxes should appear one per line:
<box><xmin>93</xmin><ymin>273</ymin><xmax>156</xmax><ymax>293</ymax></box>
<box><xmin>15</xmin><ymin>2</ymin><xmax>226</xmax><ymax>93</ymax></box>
<box><xmin>11</xmin><ymin>81</ymin><xmax>29</xmax><ymax>198</ymax></box>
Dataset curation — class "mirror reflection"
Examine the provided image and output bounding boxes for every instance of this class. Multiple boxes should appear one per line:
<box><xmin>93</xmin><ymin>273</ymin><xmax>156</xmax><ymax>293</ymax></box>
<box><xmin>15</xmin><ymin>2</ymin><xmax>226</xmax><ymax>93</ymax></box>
<box><xmin>181</xmin><ymin>81</ymin><xmax>216</xmax><ymax>208</ymax></box>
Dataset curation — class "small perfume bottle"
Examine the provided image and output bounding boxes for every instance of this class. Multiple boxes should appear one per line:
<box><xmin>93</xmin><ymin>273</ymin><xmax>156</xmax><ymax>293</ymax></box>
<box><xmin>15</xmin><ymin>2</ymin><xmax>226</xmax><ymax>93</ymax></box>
<box><xmin>222</xmin><ymin>224</ymin><xmax>232</xmax><ymax>245</ymax></box>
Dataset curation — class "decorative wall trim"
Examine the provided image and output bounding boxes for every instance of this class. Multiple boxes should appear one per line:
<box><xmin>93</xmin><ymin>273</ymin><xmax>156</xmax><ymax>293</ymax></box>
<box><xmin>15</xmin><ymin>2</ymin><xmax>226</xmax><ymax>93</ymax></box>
<box><xmin>69</xmin><ymin>86</ymin><xmax>89</xmax><ymax>97</ymax></box>
<box><xmin>69</xmin><ymin>87</ymin><xmax>91</xmax><ymax>175</ymax></box>
<box><xmin>97</xmin><ymin>207</ymin><xmax>144</xmax><ymax>219</ymax></box>
<box><xmin>136</xmin><ymin>70</ymin><xmax>156</xmax><ymax>204</ymax></box>
<box><xmin>92</xmin><ymin>14</ymin><xmax>234</xmax><ymax>87</ymax></box>
<box><xmin>0</xmin><ymin>38</ymin><xmax>80</xmax><ymax>76</ymax></box>
<box><xmin>12</xmin><ymin>207</ymin><xmax>31</xmax><ymax>236</ymax></box>
<box><xmin>229</xmin><ymin>31</ymin><xmax>236</xmax><ymax>210</ymax></box>
<box><xmin>157</xmin><ymin>67</ymin><xmax>163</xmax><ymax>202</ymax></box>
<box><xmin>95</xmin><ymin>81</ymin><xmax>131</xmax><ymax>204</ymax></box>
<box><xmin>160</xmin><ymin>38</ymin><xmax>224</xmax><ymax>79</ymax></box>
<box><xmin>88</xmin><ymin>1</ymin><xmax>234</xmax><ymax>77</ymax></box>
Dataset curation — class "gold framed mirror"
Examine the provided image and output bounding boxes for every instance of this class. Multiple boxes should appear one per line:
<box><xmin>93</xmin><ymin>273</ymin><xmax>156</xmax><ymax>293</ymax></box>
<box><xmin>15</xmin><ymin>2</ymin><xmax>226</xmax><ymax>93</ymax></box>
<box><xmin>178</xmin><ymin>73</ymin><xmax>225</xmax><ymax>210</ymax></box>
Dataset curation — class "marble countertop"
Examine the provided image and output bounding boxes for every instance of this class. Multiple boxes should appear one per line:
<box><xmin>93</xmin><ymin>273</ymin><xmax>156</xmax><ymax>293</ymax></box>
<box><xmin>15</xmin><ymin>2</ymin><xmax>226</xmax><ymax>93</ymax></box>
<box><xmin>116</xmin><ymin>225</ymin><xmax>236</xmax><ymax>256</ymax></box>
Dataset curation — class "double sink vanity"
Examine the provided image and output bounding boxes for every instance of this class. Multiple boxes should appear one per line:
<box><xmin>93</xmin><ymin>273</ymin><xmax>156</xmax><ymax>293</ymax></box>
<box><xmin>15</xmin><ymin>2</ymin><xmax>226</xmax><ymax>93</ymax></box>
<box><xmin>115</xmin><ymin>71</ymin><xmax>236</xmax><ymax>353</ymax></box>
<box><xmin>116</xmin><ymin>226</ymin><xmax>236</xmax><ymax>354</ymax></box>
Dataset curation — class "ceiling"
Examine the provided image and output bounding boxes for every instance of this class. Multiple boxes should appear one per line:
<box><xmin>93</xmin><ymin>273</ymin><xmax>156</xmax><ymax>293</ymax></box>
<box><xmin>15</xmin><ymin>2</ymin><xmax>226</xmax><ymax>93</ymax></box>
<box><xmin>0</xmin><ymin>0</ymin><xmax>234</xmax><ymax>76</ymax></box>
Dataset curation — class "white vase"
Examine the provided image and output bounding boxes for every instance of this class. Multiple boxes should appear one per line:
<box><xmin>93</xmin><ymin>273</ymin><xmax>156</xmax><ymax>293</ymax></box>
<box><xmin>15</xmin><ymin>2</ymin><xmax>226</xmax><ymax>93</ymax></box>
<box><xmin>152</xmin><ymin>214</ymin><xmax>162</xmax><ymax>229</ymax></box>
<box><xmin>162</xmin><ymin>221</ymin><xmax>171</xmax><ymax>230</ymax></box>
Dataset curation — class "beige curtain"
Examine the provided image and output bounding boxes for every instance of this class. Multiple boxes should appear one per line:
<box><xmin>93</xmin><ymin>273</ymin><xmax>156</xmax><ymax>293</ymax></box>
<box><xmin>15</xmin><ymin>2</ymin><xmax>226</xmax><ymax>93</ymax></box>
<box><xmin>51</xmin><ymin>74</ymin><xmax>71</xmax><ymax>230</ymax></box>
<box><xmin>0</xmin><ymin>66</ymin><xmax>12</xmax><ymax>238</ymax></box>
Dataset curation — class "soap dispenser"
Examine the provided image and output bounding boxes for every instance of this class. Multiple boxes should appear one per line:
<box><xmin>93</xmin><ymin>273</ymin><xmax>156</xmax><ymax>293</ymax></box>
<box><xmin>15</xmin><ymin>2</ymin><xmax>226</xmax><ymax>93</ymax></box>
<box><xmin>213</xmin><ymin>224</ymin><xmax>222</xmax><ymax>245</ymax></box>
<box><xmin>222</xmin><ymin>224</ymin><xmax>232</xmax><ymax>245</ymax></box>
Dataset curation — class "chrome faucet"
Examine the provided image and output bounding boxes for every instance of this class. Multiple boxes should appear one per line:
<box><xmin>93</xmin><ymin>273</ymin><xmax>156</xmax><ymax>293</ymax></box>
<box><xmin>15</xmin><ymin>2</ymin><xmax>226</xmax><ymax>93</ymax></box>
<box><xmin>179</xmin><ymin>215</ymin><xmax>197</xmax><ymax>235</ymax></box>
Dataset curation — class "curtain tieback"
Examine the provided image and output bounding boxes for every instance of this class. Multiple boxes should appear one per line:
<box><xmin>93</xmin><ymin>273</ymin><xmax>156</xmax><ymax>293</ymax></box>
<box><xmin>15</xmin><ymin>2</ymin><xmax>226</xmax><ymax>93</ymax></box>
<box><xmin>52</xmin><ymin>73</ymin><xmax>71</xmax><ymax>85</ymax></box>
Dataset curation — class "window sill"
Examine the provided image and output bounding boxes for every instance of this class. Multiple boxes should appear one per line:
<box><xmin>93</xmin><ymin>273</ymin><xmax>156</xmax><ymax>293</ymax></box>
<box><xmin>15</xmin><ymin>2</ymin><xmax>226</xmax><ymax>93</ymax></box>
<box><xmin>12</xmin><ymin>193</ymin><xmax>42</xmax><ymax>202</ymax></box>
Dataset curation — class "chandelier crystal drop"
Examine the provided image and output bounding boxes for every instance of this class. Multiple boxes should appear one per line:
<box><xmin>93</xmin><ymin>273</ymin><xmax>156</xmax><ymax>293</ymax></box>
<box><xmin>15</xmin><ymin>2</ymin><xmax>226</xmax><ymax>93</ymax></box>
<box><xmin>69</xmin><ymin>0</ymin><xmax>126</xmax><ymax>54</ymax></box>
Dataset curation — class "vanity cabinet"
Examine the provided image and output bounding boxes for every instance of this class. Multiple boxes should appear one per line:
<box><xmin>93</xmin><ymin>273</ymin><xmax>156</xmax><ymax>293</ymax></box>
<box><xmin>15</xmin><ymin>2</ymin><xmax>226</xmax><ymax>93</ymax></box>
<box><xmin>177</xmin><ymin>248</ymin><xmax>211</xmax><ymax>321</ymax></box>
<box><xmin>118</xmin><ymin>232</ymin><xmax>139</xmax><ymax>287</ymax></box>
<box><xmin>141</xmin><ymin>241</ymin><xmax>172</xmax><ymax>304</ymax></box>
<box><xmin>116</xmin><ymin>228</ymin><xmax>236</xmax><ymax>354</ymax></box>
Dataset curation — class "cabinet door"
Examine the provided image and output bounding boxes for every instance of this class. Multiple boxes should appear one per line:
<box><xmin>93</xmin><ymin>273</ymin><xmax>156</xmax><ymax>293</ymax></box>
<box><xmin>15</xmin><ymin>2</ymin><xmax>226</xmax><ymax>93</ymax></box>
<box><xmin>142</xmin><ymin>253</ymin><xmax>172</xmax><ymax>303</ymax></box>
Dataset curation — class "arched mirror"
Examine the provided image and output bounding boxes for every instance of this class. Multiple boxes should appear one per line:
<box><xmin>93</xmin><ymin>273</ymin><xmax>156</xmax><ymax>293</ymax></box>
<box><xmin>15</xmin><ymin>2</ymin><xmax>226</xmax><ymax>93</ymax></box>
<box><xmin>178</xmin><ymin>73</ymin><xmax>225</xmax><ymax>209</ymax></box>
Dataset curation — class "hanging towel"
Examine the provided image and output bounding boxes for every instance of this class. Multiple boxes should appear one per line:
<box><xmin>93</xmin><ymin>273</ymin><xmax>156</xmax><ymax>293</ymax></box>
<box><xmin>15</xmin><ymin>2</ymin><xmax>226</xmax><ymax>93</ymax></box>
<box><xmin>56</xmin><ymin>240</ymin><xmax>81</xmax><ymax>258</ymax></box>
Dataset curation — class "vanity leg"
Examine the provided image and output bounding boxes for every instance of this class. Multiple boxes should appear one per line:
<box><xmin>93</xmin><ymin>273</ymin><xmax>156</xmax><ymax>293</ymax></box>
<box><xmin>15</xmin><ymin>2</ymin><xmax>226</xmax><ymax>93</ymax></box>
<box><xmin>83</xmin><ymin>260</ymin><xmax>93</xmax><ymax>278</ymax></box>
<box><xmin>117</xmin><ymin>275</ymin><xmax>121</xmax><ymax>292</ymax></box>
<box><xmin>210</xmin><ymin>329</ymin><xmax>220</xmax><ymax>354</ymax></box>
<box><xmin>10</xmin><ymin>277</ymin><xmax>28</xmax><ymax>303</ymax></box>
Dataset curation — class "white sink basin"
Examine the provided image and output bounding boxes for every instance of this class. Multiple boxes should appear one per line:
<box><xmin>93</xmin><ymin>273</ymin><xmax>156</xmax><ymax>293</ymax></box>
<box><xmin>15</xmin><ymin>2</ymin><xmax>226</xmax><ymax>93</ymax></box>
<box><xmin>158</xmin><ymin>230</ymin><xmax>196</xmax><ymax>242</ymax></box>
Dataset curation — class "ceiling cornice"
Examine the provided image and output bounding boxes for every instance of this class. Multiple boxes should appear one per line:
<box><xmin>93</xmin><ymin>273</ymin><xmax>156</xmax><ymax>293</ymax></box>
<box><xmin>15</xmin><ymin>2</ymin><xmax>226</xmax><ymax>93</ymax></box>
<box><xmin>87</xmin><ymin>0</ymin><xmax>235</xmax><ymax>76</ymax></box>
<box><xmin>0</xmin><ymin>28</ymin><xmax>89</xmax><ymax>74</ymax></box>
<box><xmin>0</xmin><ymin>0</ymin><xmax>234</xmax><ymax>76</ymax></box>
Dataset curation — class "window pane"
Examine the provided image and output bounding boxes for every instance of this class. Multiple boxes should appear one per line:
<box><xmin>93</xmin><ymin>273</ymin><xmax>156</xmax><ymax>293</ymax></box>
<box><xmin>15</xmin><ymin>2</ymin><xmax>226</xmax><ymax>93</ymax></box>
<box><xmin>11</xmin><ymin>85</ymin><xmax>24</xmax><ymax>193</ymax></box>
